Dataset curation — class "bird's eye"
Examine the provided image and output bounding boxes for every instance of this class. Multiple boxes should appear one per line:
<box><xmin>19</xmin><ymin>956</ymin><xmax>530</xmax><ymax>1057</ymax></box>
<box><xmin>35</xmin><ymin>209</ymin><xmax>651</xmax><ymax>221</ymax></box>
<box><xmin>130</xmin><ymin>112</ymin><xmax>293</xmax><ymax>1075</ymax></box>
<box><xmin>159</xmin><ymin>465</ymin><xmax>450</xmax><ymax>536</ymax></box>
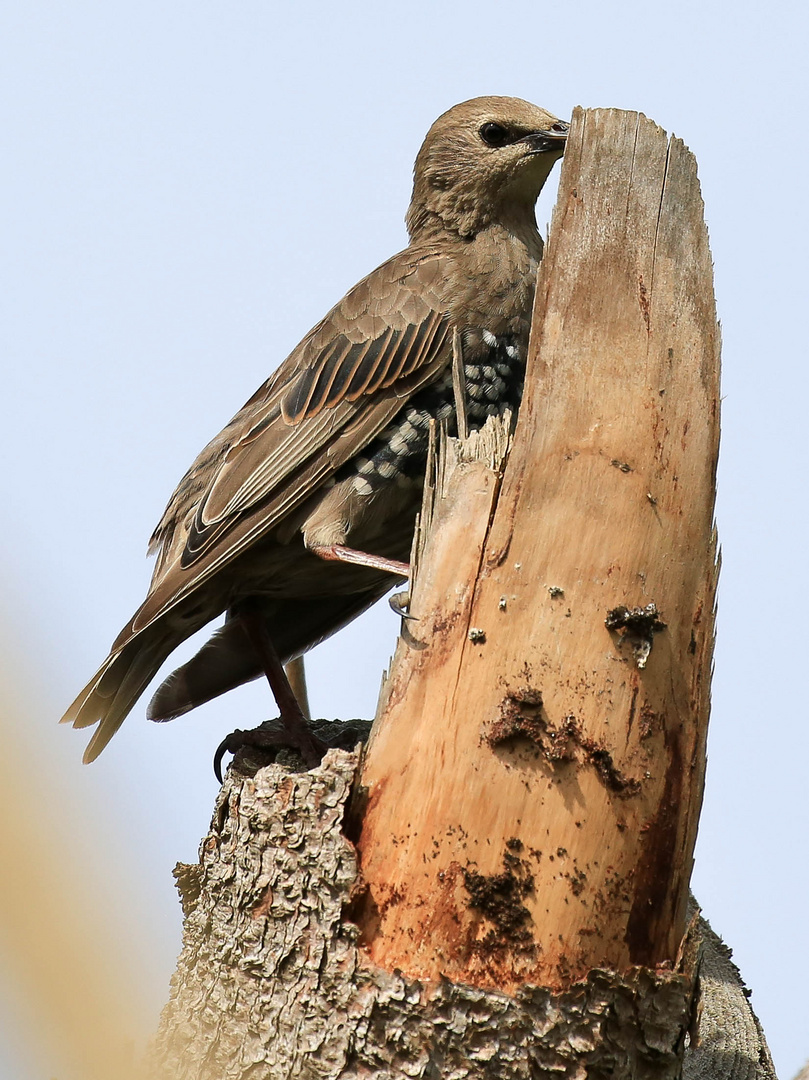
<box><xmin>479</xmin><ymin>122</ymin><xmax>510</xmax><ymax>148</ymax></box>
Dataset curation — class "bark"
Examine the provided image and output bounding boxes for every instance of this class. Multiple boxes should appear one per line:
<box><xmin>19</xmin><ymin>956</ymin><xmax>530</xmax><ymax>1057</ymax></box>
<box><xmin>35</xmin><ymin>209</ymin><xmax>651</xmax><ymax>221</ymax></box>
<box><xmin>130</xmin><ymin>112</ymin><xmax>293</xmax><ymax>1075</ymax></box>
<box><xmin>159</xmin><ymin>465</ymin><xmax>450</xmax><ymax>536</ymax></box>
<box><xmin>682</xmin><ymin>916</ymin><xmax>775</xmax><ymax>1080</ymax></box>
<box><xmin>149</xmin><ymin>750</ymin><xmax>773</xmax><ymax>1080</ymax></box>
<box><xmin>150</xmin><ymin>749</ymin><xmax>687</xmax><ymax>1079</ymax></box>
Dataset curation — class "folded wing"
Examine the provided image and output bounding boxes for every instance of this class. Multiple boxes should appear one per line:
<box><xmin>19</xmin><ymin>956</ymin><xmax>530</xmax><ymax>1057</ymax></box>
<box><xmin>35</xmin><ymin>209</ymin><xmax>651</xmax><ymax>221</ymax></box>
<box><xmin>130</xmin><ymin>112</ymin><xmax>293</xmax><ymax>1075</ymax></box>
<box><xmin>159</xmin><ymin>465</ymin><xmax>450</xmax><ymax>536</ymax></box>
<box><xmin>63</xmin><ymin>245</ymin><xmax>452</xmax><ymax>759</ymax></box>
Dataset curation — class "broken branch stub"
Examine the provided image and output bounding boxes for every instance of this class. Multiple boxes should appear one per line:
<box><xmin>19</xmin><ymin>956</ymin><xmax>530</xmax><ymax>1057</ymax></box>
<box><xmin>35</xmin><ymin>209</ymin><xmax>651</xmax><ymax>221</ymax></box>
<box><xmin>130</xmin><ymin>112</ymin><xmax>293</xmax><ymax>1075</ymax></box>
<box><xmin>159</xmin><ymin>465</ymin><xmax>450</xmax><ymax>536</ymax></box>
<box><xmin>354</xmin><ymin>107</ymin><xmax>721</xmax><ymax>991</ymax></box>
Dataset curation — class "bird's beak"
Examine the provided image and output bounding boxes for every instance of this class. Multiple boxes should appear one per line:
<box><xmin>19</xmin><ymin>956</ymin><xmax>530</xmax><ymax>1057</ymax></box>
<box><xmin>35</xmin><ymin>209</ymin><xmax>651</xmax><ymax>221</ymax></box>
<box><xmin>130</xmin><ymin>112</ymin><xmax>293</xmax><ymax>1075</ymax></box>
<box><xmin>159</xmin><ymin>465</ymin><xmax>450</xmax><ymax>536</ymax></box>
<box><xmin>522</xmin><ymin>121</ymin><xmax>569</xmax><ymax>155</ymax></box>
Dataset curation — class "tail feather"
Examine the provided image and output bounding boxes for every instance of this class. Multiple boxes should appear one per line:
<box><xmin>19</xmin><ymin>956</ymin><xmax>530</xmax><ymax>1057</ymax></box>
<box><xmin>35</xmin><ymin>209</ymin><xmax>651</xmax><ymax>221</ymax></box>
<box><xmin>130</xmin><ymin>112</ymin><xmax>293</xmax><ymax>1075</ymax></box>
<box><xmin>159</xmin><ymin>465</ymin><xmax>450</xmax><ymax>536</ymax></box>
<box><xmin>147</xmin><ymin>617</ymin><xmax>259</xmax><ymax>722</ymax></box>
<box><xmin>147</xmin><ymin>584</ymin><xmax>393</xmax><ymax>722</ymax></box>
<box><xmin>61</xmin><ymin>629</ymin><xmax>177</xmax><ymax>763</ymax></box>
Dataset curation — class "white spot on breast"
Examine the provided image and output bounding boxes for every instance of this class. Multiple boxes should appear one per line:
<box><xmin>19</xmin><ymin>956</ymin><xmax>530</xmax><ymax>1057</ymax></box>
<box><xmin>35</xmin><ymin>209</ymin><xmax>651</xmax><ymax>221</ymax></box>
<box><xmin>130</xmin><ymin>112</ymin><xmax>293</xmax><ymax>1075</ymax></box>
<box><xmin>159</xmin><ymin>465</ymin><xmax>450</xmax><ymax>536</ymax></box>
<box><xmin>352</xmin><ymin>477</ymin><xmax>374</xmax><ymax>496</ymax></box>
<box><xmin>405</xmin><ymin>408</ymin><xmax>430</xmax><ymax>428</ymax></box>
<box><xmin>482</xmin><ymin>329</ymin><xmax>498</xmax><ymax>348</ymax></box>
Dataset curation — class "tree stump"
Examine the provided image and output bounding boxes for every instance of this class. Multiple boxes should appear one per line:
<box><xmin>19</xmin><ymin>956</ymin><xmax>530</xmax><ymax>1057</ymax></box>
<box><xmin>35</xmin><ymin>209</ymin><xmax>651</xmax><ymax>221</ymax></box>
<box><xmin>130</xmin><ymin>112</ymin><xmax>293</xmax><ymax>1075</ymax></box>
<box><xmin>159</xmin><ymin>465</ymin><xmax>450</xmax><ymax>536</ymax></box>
<box><xmin>149</xmin><ymin>752</ymin><xmax>773</xmax><ymax>1079</ymax></box>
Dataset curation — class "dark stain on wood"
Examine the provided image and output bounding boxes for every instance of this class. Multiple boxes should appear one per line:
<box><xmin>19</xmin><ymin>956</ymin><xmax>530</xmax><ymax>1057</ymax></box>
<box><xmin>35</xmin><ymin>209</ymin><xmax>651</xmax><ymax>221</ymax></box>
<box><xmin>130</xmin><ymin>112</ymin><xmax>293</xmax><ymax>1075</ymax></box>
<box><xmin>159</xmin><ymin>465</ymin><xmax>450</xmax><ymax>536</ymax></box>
<box><xmin>624</xmin><ymin>728</ymin><xmax>683</xmax><ymax>964</ymax></box>
<box><xmin>485</xmin><ymin>693</ymin><xmax>641</xmax><ymax>796</ymax></box>
<box><xmin>462</xmin><ymin>846</ymin><xmax>536</xmax><ymax>955</ymax></box>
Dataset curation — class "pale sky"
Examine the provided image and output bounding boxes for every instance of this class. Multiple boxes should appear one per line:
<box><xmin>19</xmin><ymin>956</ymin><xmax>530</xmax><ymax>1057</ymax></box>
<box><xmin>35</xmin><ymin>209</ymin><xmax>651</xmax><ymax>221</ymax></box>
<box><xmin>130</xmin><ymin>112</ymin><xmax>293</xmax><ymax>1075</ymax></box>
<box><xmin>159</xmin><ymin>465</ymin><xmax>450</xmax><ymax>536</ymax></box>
<box><xmin>2</xmin><ymin>1</ymin><xmax>807</xmax><ymax>1076</ymax></box>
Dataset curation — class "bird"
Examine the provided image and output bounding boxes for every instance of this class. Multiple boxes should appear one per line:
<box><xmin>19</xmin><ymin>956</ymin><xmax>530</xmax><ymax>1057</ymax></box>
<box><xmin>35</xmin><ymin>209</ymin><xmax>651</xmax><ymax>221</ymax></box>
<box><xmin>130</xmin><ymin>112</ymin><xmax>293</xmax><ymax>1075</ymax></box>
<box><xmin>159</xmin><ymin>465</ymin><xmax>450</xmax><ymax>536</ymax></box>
<box><xmin>62</xmin><ymin>96</ymin><xmax>568</xmax><ymax>766</ymax></box>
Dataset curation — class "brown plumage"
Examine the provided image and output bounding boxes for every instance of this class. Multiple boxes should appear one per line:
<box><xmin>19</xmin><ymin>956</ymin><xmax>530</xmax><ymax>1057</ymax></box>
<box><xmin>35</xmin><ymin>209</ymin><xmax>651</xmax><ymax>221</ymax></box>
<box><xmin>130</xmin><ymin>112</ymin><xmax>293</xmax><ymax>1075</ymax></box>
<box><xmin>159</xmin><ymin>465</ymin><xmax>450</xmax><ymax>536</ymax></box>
<box><xmin>62</xmin><ymin>96</ymin><xmax>567</xmax><ymax>763</ymax></box>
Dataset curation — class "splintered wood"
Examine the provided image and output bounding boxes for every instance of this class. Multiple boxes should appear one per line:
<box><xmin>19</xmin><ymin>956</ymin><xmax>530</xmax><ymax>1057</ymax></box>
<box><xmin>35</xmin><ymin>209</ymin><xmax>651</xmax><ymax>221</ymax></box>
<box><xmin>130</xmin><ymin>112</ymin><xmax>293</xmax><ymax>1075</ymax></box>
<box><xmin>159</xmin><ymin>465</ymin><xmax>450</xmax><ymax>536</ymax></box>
<box><xmin>354</xmin><ymin>108</ymin><xmax>721</xmax><ymax>992</ymax></box>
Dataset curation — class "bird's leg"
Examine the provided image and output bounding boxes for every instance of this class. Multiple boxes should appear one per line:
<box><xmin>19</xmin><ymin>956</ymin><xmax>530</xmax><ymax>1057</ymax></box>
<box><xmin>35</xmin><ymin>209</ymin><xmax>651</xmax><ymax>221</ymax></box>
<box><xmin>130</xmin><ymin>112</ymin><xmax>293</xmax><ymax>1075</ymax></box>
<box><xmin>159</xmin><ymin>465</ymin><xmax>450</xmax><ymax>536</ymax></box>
<box><xmin>313</xmin><ymin>544</ymin><xmax>413</xmax><ymax>618</ymax></box>
<box><xmin>310</xmin><ymin>544</ymin><xmax>409</xmax><ymax>578</ymax></box>
<box><xmin>239</xmin><ymin>602</ymin><xmax>325</xmax><ymax>762</ymax></box>
<box><xmin>214</xmin><ymin>600</ymin><xmax>326</xmax><ymax>778</ymax></box>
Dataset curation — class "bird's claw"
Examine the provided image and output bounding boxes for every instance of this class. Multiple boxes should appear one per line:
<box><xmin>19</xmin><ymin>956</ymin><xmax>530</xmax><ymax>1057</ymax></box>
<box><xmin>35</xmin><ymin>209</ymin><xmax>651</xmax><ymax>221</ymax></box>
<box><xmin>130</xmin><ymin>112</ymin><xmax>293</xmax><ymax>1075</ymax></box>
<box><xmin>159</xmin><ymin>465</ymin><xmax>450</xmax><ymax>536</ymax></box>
<box><xmin>389</xmin><ymin>589</ymin><xmax>416</xmax><ymax>619</ymax></box>
<box><xmin>213</xmin><ymin>721</ymin><xmax>326</xmax><ymax>783</ymax></box>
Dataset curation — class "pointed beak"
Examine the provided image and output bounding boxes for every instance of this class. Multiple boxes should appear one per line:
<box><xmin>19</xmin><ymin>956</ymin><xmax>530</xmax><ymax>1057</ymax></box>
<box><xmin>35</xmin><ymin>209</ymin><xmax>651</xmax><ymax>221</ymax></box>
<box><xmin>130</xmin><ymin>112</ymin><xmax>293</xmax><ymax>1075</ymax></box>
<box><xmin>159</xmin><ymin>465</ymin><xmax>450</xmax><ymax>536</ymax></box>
<box><xmin>522</xmin><ymin>121</ymin><xmax>569</xmax><ymax>155</ymax></box>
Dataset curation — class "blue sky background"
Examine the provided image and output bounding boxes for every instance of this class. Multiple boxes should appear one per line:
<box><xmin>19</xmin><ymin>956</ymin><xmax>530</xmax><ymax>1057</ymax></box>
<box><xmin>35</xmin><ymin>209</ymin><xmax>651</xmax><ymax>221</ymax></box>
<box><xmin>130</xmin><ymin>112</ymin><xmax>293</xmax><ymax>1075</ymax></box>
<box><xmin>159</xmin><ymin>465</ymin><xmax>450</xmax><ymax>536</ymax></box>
<box><xmin>2</xmin><ymin>1</ymin><xmax>807</xmax><ymax>1076</ymax></box>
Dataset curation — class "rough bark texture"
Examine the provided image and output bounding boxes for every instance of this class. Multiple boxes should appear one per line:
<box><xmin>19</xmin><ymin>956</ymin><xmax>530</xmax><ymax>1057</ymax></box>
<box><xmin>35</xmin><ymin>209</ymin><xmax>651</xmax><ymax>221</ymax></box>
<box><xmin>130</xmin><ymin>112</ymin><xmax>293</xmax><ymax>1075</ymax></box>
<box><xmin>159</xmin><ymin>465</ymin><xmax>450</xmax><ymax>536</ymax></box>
<box><xmin>682</xmin><ymin>917</ymin><xmax>776</xmax><ymax>1080</ymax></box>
<box><xmin>149</xmin><ymin>751</ymin><xmax>774</xmax><ymax>1080</ymax></box>
<box><xmin>355</xmin><ymin>107</ymin><xmax>720</xmax><ymax>991</ymax></box>
<box><xmin>149</xmin><ymin>750</ymin><xmax>688</xmax><ymax>1079</ymax></box>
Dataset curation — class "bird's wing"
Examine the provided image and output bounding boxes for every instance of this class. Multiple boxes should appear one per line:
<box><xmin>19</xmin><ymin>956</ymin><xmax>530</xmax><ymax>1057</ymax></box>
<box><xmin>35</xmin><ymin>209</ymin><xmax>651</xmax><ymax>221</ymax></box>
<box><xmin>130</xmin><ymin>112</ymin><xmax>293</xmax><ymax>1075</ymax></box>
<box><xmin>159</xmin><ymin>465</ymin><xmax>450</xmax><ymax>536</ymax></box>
<box><xmin>121</xmin><ymin>246</ymin><xmax>451</xmax><ymax>644</ymax></box>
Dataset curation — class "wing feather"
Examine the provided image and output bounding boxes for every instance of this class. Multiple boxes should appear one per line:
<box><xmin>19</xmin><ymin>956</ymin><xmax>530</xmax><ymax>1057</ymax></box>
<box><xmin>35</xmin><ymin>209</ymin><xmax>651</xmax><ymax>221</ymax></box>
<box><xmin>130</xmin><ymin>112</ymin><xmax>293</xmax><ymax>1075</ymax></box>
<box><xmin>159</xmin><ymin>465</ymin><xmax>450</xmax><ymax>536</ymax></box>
<box><xmin>306</xmin><ymin>336</ymin><xmax>356</xmax><ymax>415</ymax></box>
<box><xmin>128</xmin><ymin>245</ymin><xmax>452</xmax><ymax>641</ymax></box>
<box><xmin>363</xmin><ymin>321</ymin><xmax>418</xmax><ymax>394</ymax></box>
<box><xmin>335</xmin><ymin>326</ymin><xmax>398</xmax><ymax>404</ymax></box>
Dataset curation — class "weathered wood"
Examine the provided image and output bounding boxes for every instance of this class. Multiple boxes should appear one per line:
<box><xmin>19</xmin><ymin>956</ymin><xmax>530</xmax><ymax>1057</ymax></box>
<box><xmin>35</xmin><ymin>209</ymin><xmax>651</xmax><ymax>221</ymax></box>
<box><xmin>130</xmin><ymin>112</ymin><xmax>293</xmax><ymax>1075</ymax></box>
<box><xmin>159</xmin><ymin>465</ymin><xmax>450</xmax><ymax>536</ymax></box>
<box><xmin>149</xmin><ymin>751</ymin><xmax>774</xmax><ymax>1080</ymax></box>
<box><xmin>149</xmin><ymin>751</ymin><xmax>697</xmax><ymax>1080</ymax></box>
<box><xmin>354</xmin><ymin>107</ymin><xmax>721</xmax><ymax>991</ymax></box>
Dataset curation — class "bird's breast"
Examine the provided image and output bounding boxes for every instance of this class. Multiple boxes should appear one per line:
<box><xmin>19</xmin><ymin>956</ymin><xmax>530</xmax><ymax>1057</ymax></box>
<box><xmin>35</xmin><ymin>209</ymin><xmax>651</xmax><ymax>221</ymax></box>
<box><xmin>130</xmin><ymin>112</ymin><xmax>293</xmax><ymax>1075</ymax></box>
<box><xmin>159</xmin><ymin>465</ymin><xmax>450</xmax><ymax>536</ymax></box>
<box><xmin>328</xmin><ymin>328</ymin><xmax>527</xmax><ymax>527</ymax></box>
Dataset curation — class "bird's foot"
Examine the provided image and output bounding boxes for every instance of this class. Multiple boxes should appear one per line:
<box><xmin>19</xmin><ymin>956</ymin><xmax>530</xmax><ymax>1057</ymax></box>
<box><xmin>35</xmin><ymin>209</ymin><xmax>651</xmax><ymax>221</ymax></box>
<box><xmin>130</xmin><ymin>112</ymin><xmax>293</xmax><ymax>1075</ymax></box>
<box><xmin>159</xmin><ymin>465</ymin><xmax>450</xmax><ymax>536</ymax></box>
<box><xmin>310</xmin><ymin>544</ymin><xmax>409</xmax><ymax>578</ymax></box>
<box><xmin>214</xmin><ymin>718</ymin><xmax>328</xmax><ymax>783</ymax></box>
<box><xmin>389</xmin><ymin>588</ymin><xmax>415</xmax><ymax>618</ymax></box>
<box><xmin>214</xmin><ymin>717</ymin><xmax>373</xmax><ymax>782</ymax></box>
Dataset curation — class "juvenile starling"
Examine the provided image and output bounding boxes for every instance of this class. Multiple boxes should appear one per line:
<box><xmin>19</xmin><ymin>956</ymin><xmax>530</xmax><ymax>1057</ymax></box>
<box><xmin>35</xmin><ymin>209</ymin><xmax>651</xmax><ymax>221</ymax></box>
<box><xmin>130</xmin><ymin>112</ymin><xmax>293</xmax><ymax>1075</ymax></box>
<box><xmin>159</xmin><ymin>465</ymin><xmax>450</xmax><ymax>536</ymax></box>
<box><xmin>62</xmin><ymin>96</ymin><xmax>568</xmax><ymax>764</ymax></box>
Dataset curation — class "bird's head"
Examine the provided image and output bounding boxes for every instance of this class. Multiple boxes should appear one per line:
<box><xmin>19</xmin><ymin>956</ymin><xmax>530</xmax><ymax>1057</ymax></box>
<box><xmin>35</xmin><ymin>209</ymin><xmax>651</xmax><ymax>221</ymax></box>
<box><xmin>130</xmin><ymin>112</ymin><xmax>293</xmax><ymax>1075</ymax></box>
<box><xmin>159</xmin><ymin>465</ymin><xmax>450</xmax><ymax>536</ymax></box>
<box><xmin>406</xmin><ymin>96</ymin><xmax>568</xmax><ymax>242</ymax></box>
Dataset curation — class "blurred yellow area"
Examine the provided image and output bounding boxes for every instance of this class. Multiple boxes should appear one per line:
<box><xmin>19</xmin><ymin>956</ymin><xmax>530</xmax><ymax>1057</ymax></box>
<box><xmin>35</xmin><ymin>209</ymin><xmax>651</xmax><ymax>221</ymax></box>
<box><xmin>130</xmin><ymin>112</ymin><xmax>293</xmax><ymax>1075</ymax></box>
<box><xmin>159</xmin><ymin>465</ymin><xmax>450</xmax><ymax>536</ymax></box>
<box><xmin>0</xmin><ymin>658</ymin><xmax>162</xmax><ymax>1080</ymax></box>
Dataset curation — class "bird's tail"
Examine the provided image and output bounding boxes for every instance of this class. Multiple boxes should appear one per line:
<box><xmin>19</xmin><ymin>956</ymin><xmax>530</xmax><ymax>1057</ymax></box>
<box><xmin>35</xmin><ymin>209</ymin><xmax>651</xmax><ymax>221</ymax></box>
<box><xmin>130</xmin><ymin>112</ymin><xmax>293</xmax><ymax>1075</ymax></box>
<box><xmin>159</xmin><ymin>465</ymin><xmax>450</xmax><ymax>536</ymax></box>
<box><xmin>61</xmin><ymin>627</ymin><xmax>177</xmax><ymax>763</ymax></box>
<box><xmin>147</xmin><ymin>584</ymin><xmax>394</xmax><ymax>722</ymax></box>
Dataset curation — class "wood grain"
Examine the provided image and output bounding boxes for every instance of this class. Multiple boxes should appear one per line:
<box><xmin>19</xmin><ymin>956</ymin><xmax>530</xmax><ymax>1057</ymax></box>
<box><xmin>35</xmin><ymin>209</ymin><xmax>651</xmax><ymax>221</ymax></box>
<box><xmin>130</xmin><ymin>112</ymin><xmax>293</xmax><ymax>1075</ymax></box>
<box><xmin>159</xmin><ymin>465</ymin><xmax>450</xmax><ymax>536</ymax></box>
<box><xmin>354</xmin><ymin>108</ymin><xmax>721</xmax><ymax>991</ymax></box>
